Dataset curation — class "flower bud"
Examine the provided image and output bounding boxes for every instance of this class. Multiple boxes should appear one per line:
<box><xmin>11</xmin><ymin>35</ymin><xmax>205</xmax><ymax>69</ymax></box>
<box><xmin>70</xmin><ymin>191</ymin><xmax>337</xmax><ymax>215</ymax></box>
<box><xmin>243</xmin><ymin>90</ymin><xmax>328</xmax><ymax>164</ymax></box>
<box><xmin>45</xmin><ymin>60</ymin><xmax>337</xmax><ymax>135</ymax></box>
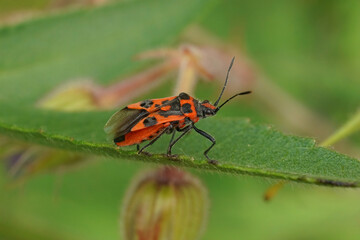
<box><xmin>38</xmin><ymin>80</ymin><xmax>99</xmax><ymax>111</ymax></box>
<box><xmin>122</xmin><ymin>166</ymin><xmax>208</xmax><ymax>240</ymax></box>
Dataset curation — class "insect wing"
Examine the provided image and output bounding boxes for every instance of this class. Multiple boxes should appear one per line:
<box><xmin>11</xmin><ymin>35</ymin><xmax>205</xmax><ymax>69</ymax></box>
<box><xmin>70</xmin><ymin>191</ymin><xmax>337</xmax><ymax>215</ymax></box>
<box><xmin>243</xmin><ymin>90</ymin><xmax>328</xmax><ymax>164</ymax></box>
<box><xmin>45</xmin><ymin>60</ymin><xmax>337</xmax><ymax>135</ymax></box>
<box><xmin>105</xmin><ymin>96</ymin><xmax>185</xmax><ymax>144</ymax></box>
<box><xmin>104</xmin><ymin>107</ymin><xmax>149</xmax><ymax>141</ymax></box>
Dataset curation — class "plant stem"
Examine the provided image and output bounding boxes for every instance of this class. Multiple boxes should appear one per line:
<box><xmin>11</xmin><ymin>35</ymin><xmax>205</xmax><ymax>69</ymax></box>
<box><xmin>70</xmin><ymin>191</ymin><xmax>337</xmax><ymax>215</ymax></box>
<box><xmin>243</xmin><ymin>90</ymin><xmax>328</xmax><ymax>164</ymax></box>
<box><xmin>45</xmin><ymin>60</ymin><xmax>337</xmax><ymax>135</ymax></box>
<box><xmin>320</xmin><ymin>109</ymin><xmax>360</xmax><ymax>147</ymax></box>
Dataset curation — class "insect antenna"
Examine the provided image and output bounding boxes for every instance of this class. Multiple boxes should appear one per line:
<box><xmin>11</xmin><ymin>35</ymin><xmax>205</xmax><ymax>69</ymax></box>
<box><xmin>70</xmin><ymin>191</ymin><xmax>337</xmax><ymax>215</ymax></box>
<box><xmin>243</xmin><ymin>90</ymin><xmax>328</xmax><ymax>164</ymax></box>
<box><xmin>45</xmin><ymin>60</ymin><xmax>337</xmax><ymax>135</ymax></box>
<box><xmin>216</xmin><ymin>91</ymin><xmax>251</xmax><ymax>111</ymax></box>
<box><xmin>214</xmin><ymin>57</ymin><xmax>235</xmax><ymax>107</ymax></box>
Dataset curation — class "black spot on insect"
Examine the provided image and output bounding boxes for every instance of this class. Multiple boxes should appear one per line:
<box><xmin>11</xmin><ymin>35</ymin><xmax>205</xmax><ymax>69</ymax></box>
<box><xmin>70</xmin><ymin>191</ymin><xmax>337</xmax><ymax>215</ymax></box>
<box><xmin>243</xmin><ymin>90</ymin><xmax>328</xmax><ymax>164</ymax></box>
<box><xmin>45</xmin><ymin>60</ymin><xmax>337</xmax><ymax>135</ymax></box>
<box><xmin>140</xmin><ymin>100</ymin><xmax>153</xmax><ymax>108</ymax></box>
<box><xmin>143</xmin><ymin>117</ymin><xmax>158</xmax><ymax>127</ymax></box>
<box><xmin>158</xmin><ymin>99</ymin><xmax>182</xmax><ymax>117</ymax></box>
<box><xmin>162</xmin><ymin>100</ymin><xmax>169</xmax><ymax>105</ymax></box>
<box><xmin>179</xmin><ymin>92</ymin><xmax>190</xmax><ymax>100</ymax></box>
<box><xmin>169</xmin><ymin>99</ymin><xmax>181</xmax><ymax>111</ymax></box>
<box><xmin>155</xmin><ymin>104</ymin><xmax>160</xmax><ymax>107</ymax></box>
<box><xmin>182</xmin><ymin>103</ymin><xmax>192</xmax><ymax>113</ymax></box>
<box><xmin>172</xmin><ymin>121</ymin><xmax>179</xmax><ymax>125</ymax></box>
<box><xmin>114</xmin><ymin>135</ymin><xmax>125</xmax><ymax>143</ymax></box>
<box><xmin>159</xmin><ymin>111</ymin><xmax>170</xmax><ymax>117</ymax></box>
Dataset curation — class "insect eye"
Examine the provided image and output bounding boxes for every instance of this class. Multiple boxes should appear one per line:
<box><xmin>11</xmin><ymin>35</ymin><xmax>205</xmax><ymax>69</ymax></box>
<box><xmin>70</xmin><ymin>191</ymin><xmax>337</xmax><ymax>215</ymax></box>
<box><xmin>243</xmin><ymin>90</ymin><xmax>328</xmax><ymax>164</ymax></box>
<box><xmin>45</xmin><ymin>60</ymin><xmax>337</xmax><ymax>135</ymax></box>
<box><xmin>205</xmin><ymin>109</ymin><xmax>212</xmax><ymax>115</ymax></box>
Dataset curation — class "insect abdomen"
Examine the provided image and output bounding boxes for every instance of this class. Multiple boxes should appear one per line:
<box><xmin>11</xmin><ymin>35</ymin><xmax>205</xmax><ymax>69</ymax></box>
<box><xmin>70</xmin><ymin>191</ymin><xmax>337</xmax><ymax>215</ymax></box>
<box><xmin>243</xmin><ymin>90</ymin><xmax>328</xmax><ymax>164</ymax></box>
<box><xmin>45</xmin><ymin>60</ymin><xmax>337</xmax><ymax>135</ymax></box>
<box><xmin>114</xmin><ymin>124</ymin><xmax>168</xmax><ymax>146</ymax></box>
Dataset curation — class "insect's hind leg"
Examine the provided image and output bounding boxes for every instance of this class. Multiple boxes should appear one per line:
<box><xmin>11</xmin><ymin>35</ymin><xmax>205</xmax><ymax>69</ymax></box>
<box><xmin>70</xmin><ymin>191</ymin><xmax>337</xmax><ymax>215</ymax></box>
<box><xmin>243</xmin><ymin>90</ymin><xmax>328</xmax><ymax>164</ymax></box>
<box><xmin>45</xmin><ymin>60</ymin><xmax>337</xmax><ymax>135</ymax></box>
<box><xmin>138</xmin><ymin>126</ymin><xmax>170</xmax><ymax>156</ymax></box>
<box><xmin>192</xmin><ymin>125</ymin><xmax>218</xmax><ymax>165</ymax></box>
<box><xmin>167</xmin><ymin>125</ymin><xmax>192</xmax><ymax>157</ymax></box>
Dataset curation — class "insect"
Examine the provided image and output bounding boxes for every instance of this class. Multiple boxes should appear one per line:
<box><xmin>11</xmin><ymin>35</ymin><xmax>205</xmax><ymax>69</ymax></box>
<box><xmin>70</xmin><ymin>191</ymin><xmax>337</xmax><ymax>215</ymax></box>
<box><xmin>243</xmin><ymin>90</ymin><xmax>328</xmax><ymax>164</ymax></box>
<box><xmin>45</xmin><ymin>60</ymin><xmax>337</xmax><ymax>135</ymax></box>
<box><xmin>104</xmin><ymin>57</ymin><xmax>251</xmax><ymax>164</ymax></box>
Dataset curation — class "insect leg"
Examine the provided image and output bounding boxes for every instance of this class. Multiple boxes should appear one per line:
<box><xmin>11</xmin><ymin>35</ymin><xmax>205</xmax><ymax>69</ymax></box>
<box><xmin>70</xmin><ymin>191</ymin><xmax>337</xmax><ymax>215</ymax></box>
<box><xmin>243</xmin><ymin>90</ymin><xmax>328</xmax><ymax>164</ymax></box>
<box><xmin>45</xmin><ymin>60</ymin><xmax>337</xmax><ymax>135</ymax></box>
<box><xmin>138</xmin><ymin>126</ymin><xmax>170</xmax><ymax>155</ymax></box>
<box><xmin>192</xmin><ymin>125</ymin><xmax>218</xmax><ymax>164</ymax></box>
<box><xmin>168</xmin><ymin>130</ymin><xmax>176</xmax><ymax>149</ymax></box>
<box><xmin>167</xmin><ymin>125</ymin><xmax>192</xmax><ymax>156</ymax></box>
<box><xmin>136</xmin><ymin>144</ymin><xmax>140</xmax><ymax>151</ymax></box>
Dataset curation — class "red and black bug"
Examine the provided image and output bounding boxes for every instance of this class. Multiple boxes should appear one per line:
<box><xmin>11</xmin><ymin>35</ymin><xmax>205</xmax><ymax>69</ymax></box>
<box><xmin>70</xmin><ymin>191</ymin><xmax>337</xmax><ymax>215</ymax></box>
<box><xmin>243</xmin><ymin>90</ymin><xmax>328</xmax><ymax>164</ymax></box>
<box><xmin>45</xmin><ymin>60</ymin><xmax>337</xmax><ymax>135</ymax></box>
<box><xmin>104</xmin><ymin>57</ymin><xmax>251</xmax><ymax>164</ymax></box>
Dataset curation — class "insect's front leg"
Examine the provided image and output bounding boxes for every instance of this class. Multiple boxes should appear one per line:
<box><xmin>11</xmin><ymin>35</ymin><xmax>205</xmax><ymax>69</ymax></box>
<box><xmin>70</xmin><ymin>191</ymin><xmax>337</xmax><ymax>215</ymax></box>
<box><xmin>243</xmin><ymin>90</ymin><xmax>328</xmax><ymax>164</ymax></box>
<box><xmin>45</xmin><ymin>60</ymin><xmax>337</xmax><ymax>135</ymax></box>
<box><xmin>192</xmin><ymin>124</ymin><xmax>218</xmax><ymax>165</ymax></box>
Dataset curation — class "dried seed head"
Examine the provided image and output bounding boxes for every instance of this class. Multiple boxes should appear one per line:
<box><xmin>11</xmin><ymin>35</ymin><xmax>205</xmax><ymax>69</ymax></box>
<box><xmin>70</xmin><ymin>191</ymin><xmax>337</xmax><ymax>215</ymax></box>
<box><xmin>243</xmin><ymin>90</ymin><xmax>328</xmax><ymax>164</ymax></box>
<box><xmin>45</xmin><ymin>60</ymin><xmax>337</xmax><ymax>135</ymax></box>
<box><xmin>121</xmin><ymin>166</ymin><xmax>208</xmax><ymax>240</ymax></box>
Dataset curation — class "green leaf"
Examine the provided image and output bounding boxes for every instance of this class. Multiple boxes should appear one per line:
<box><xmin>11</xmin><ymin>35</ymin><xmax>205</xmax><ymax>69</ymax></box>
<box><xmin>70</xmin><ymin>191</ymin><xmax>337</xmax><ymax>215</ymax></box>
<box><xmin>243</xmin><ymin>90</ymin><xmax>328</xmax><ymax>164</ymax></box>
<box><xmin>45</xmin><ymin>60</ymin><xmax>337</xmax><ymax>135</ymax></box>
<box><xmin>0</xmin><ymin>0</ymin><xmax>359</xmax><ymax>187</ymax></box>
<box><xmin>1</xmin><ymin>103</ymin><xmax>360</xmax><ymax>187</ymax></box>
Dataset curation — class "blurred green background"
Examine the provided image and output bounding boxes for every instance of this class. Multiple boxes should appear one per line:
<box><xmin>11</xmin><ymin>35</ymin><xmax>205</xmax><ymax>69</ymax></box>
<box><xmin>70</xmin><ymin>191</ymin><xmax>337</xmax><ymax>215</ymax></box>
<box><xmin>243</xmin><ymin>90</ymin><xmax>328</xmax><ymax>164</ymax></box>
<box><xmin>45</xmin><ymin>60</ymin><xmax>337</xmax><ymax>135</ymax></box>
<box><xmin>1</xmin><ymin>0</ymin><xmax>360</xmax><ymax>239</ymax></box>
